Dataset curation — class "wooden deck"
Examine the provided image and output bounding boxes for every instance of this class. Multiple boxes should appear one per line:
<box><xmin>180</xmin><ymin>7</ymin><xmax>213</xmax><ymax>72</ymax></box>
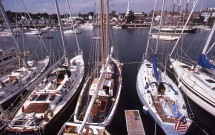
<box><xmin>24</xmin><ymin>103</ymin><xmax>49</xmax><ymax>113</ymax></box>
<box><xmin>152</xmin><ymin>95</ymin><xmax>177</xmax><ymax>123</ymax></box>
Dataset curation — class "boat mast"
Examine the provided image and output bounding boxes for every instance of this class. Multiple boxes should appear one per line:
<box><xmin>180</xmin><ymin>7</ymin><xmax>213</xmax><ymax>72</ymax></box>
<box><xmin>175</xmin><ymin>0</ymin><xmax>181</xmax><ymax>25</ymax></box>
<box><xmin>170</xmin><ymin>0</ymin><xmax>198</xmax><ymax>57</ymax></box>
<box><xmin>100</xmin><ymin>0</ymin><xmax>105</xmax><ymax>65</ymax></box>
<box><xmin>0</xmin><ymin>1</ymin><xmax>28</xmax><ymax>68</ymax></box>
<box><xmin>106</xmin><ymin>0</ymin><xmax>110</xmax><ymax>57</ymax></box>
<box><xmin>155</xmin><ymin>0</ymin><xmax>165</xmax><ymax>55</ymax></box>
<box><xmin>20</xmin><ymin>0</ymin><xmax>49</xmax><ymax>55</ymax></box>
<box><xmin>153</xmin><ymin>0</ymin><xmax>165</xmax><ymax>82</ymax></box>
<box><xmin>144</xmin><ymin>0</ymin><xmax>157</xmax><ymax>60</ymax></box>
<box><xmin>54</xmin><ymin>0</ymin><xmax>69</xmax><ymax>65</ymax></box>
<box><xmin>171</xmin><ymin>0</ymin><xmax>176</xmax><ymax>25</ymax></box>
<box><xmin>66</xmin><ymin>0</ymin><xmax>80</xmax><ymax>53</ymax></box>
<box><xmin>77</xmin><ymin>0</ymin><xmax>109</xmax><ymax>133</ymax></box>
<box><xmin>200</xmin><ymin>0</ymin><xmax>205</xmax><ymax>12</ymax></box>
<box><xmin>184</xmin><ymin>0</ymin><xmax>189</xmax><ymax>24</ymax></box>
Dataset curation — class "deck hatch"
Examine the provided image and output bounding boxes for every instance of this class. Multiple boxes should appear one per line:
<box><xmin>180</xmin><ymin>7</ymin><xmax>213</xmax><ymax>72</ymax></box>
<box><xmin>36</xmin><ymin>94</ymin><xmax>48</xmax><ymax>101</ymax></box>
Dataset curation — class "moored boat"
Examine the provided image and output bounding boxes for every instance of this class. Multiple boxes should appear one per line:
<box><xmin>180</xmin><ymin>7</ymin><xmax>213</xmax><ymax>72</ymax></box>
<box><xmin>170</xmin><ymin>21</ymin><xmax>215</xmax><ymax>117</ymax></box>
<box><xmin>136</xmin><ymin>0</ymin><xmax>192</xmax><ymax>134</ymax></box>
<box><xmin>151</xmin><ymin>34</ymin><xmax>179</xmax><ymax>41</ymax></box>
<box><xmin>6</xmin><ymin>54</ymin><xmax>84</xmax><ymax>134</ymax></box>
<box><xmin>137</xmin><ymin>59</ymin><xmax>192</xmax><ymax>134</ymax></box>
<box><xmin>5</xmin><ymin>0</ymin><xmax>85</xmax><ymax>134</ymax></box>
<box><xmin>58</xmin><ymin>0</ymin><xmax>122</xmax><ymax>134</ymax></box>
<box><xmin>170</xmin><ymin>58</ymin><xmax>215</xmax><ymax>117</ymax></box>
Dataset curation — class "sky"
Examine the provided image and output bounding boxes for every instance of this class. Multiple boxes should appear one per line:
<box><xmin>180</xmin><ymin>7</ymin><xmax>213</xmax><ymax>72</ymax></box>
<box><xmin>2</xmin><ymin>0</ymin><xmax>215</xmax><ymax>15</ymax></box>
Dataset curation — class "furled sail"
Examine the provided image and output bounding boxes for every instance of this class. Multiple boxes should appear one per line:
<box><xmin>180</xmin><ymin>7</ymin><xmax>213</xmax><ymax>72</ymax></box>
<box><xmin>198</xmin><ymin>54</ymin><xmax>215</xmax><ymax>69</ymax></box>
<box><xmin>153</xmin><ymin>54</ymin><xmax>159</xmax><ymax>81</ymax></box>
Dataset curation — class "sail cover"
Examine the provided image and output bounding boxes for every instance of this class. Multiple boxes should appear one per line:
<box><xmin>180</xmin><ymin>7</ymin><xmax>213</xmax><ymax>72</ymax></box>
<box><xmin>153</xmin><ymin>54</ymin><xmax>159</xmax><ymax>81</ymax></box>
<box><xmin>198</xmin><ymin>54</ymin><xmax>215</xmax><ymax>69</ymax></box>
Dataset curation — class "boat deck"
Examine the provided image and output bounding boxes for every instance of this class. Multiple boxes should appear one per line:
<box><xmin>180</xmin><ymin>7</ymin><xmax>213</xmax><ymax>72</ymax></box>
<box><xmin>24</xmin><ymin>103</ymin><xmax>49</xmax><ymax>113</ymax></box>
<box><xmin>152</xmin><ymin>95</ymin><xmax>179</xmax><ymax>123</ymax></box>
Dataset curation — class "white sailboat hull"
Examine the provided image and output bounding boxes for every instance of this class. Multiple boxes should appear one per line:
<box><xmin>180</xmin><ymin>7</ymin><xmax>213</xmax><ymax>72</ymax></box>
<box><xmin>6</xmin><ymin>54</ymin><xmax>84</xmax><ymax>133</ymax></box>
<box><xmin>73</xmin><ymin>57</ymin><xmax>122</xmax><ymax>127</ymax></box>
<box><xmin>151</xmin><ymin>34</ymin><xmax>179</xmax><ymax>41</ymax></box>
<box><xmin>180</xmin><ymin>81</ymin><xmax>215</xmax><ymax>116</ymax></box>
<box><xmin>24</xmin><ymin>30</ymin><xmax>41</xmax><ymax>35</ymax></box>
<box><xmin>0</xmin><ymin>56</ymin><xmax>49</xmax><ymax>105</ymax></box>
<box><xmin>136</xmin><ymin>60</ymin><xmax>191</xmax><ymax>135</ymax></box>
<box><xmin>170</xmin><ymin>59</ymin><xmax>215</xmax><ymax>117</ymax></box>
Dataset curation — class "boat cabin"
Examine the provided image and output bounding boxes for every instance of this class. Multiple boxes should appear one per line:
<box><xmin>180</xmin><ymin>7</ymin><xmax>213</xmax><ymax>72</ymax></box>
<box><xmin>89</xmin><ymin>78</ymin><xmax>114</xmax><ymax>97</ymax></box>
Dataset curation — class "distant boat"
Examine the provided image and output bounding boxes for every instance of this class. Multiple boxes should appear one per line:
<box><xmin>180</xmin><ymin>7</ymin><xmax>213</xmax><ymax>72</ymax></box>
<box><xmin>64</xmin><ymin>28</ymin><xmax>81</xmax><ymax>34</ymax></box>
<box><xmin>150</xmin><ymin>34</ymin><xmax>179</xmax><ymax>41</ymax></box>
<box><xmin>40</xmin><ymin>26</ymin><xmax>51</xmax><ymax>33</ymax></box>
<box><xmin>0</xmin><ymin>31</ymin><xmax>12</xmax><ymax>37</ymax></box>
<box><xmin>24</xmin><ymin>28</ymin><xmax>41</xmax><ymax>35</ymax></box>
<box><xmin>112</xmin><ymin>25</ymin><xmax>121</xmax><ymax>29</ymax></box>
<box><xmin>79</xmin><ymin>22</ymin><xmax>94</xmax><ymax>30</ymax></box>
<box><xmin>154</xmin><ymin>26</ymin><xmax>197</xmax><ymax>33</ymax></box>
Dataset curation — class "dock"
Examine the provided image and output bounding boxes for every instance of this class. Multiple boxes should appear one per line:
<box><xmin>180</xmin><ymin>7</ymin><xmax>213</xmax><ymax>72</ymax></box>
<box><xmin>125</xmin><ymin>110</ymin><xmax>145</xmax><ymax>135</ymax></box>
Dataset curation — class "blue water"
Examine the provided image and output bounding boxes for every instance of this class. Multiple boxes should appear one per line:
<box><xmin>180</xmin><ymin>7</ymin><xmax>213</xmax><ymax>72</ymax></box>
<box><xmin>2</xmin><ymin>28</ymin><xmax>215</xmax><ymax>135</ymax></box>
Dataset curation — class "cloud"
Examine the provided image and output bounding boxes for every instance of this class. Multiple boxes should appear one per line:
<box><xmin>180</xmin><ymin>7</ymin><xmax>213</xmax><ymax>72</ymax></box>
<box><xmin>2</xmin><ymin>0</ymin><xmax>215</xmax><ymax>14</ymax></box>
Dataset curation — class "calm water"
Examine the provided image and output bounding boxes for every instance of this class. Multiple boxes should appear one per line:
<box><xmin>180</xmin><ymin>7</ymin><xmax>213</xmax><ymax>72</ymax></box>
<box><xmin>2</xmin><ymin>28</ymin><xmax>215</xmax><ymax>135</ymax></box>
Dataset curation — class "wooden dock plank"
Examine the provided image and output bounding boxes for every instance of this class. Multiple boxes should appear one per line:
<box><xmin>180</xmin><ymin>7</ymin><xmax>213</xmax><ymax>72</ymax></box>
<box><xmin>125</xmin><ymin>110</ymin><xmax>145</xmax><ymax>135</ymax></box>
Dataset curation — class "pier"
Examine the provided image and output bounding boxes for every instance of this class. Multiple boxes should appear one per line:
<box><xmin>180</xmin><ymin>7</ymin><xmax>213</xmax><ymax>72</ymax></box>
<box><xmin>125</xmin><ymin>110</ymin><xmax>145</xmax><ymax>135</ymax></box>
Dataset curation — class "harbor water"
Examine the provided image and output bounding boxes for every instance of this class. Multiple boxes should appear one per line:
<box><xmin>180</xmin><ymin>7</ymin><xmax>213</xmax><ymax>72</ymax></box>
<box><xmin>1</xmin><ymin>28</ymin><xmax>215</xmax><ymax>135</ymax></box>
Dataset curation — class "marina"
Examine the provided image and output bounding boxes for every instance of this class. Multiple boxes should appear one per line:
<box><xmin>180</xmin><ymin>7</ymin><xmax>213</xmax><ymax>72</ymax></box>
<box><xmin>0</xmin><ymin>24</ymin><xmax>214</xmax><ymax>135</ymax></box>
<box><xmin>0</xmin><ymin>0</ymin><xmax>214</xmax><ymax>135</ymax></box>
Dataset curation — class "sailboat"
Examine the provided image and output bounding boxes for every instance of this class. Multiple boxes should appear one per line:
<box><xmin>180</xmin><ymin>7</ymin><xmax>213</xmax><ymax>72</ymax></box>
<box><xmin>24</xmin><ymin>28</ymin><xmax>42</xmax><ymax>35</ymax></box>
<box><xmin>150</xmin><ymin>34</ymin><xmax>179</xmax><ymax>41</ymax></box>
<box><xmin>170</xmin><ymin>21</ymin><xmax>215</xmax><ymax>117</ymax></box>
<box><xmin>58</xmin><ymin>0</ymin><xmax>122</xmax><ymax>134</ymax></box>
<box><xmin>150</xmin><ymin>0</ymin><xmax>180</xmax><ymax>41</ymax></box>
<box><xmin>154</xmin><ymin>0</ymin><xmax>197</xmax><ymax>34</ymax></box>
<box><xmin>0</xmin><ymin>2</ymin><xmax>49</xmax><ymax>105</ymax></box>
<box><xmin>5</xmin><ymin>0</ymin><xmax>84</xmax><ymax>134</ymax></box>
<box><xmin>64</xmin><ymin>0</ymin><xmax>81</xmax><ymax>34</ymax></box>
<box><xmin>79</xmin><ymin>22</ymin><xmax>94</xmax><ymax>30</ymax></box>
<box><xmin>154</xmin><ymin>26</ymin><xmax>197</xmax><ymax>33</ymax></box>
<box><xmin>136</xmin><ymin>0</ymin><xmax>192</xmax><ymax>134</ymax></box>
